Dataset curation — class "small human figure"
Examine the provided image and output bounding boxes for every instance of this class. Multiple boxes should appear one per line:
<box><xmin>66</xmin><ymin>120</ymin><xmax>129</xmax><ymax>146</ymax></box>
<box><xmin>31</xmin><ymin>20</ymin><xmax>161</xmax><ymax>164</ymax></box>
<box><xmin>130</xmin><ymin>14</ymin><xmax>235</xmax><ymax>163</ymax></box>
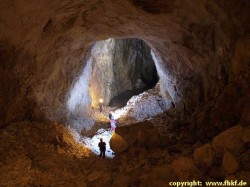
<box><xmin>99</xmin><ymin>103</ymin><xmax>102</xmax><ymax>112</ymax></box>
<box><xmin>99</xmin><ymin>98</ymin><xmax>103</xmax><ymax>112</ymax></box>
<box><xmin>98</xmin><ymin>138</ymin><xmax>106</xmax><ymax>158</ymax></box>
<box><xmin>109</xmin><ymin>113</ymin><xmax>113</xmax><ymax>120</ymax></box>
<box><xmin>109</xmin><ymin>113</ymin><xmax>116</xmax><ymax>132</ymax></box>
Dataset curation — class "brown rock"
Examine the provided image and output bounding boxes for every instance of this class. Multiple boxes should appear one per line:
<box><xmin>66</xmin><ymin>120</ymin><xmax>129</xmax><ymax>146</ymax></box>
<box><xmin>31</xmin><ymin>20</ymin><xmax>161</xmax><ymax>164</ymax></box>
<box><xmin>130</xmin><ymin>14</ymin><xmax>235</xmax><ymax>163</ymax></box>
<box><xmin>181</xmin><ymin>129</ymin><xmax>196</xmax><ymax>144</ymax></box>
<box><xmin>194</xmin><ymin>143</ymin><xmax>214</xmax><ymax>167</ymax></box>
<box><xmin>212</xmin><ymin>125</ymin><xmax>244</xmax><ymax>155</ymax></box>
<box><xmin>172</xmin><ymin>157</ymin><xmax>201</xmax><ymax>180</ymax></box>
<box><xmin>241</xmin><ymin>127</ymin><xmax>250</xmax><ymax>143</ymax></box>
<box><xmin>222</xmin><ymin>151</ymin><xmax>239</xmax><ymax>174</ymax></box>
<box><xmin>119</xmin><ymin>123</ymin><xmax>141</xmax><ymax>147</ymax></box>
<box><xmin>87</xmin><ymin>171</ymin><xmax>102</xmax><ymax>182</ymax></box>
<box><xmin>208</xmin><ymin>167</ymin><xmax>226</xmax><ymax>179</ymax></box>
<box><xmin>240</xmin><ymin>107</ymin><xmax>250</xmax><ymax>126</ymax></box>
<box><xmin>151</xmin><ymin>165</ymin><xmax>176</xmax><ymax>181</ymax></box>
<box><xmin>241</xmin><ymin>149</ymin><xmax>250</xmax><ymax>170</ymax></box>
<box><xmin>139</xmin><ymin>174</ymin><xmax>156</xmax><ymax>187</ymax></box>
<box><xmin>110</xmin><ymin>133</ymin><xmax>128</xmax><ymax>153</ymax></box>
<box><xmin>139</xmin><ymin>165</ymin><xmax>175</xmax><ymax>187</ymax></box>
<box><xmin>151</xmin><ymin>180</ymin><xmax>171</xmax><ymax>187</ymax></box>
<box><xmin>138</xmin><ymin>125</ymin><xmax>159</xmax><ymax>148</ymax></box>
<box><xmin>235</xmin><ymin>171</ymin><xmax>250</xmax><ymax>185</ymax></box>
<box><xmin>0</xmin><ymin>0</ymin><xmax>249</xmax><ymax>185</ymax></box>
<box><xmin>116</xmin><ymin>121</ymin><xmax>158</xmax><ymax>148</ymax></box>
<box><xmin>112</xmin><ymin>175</ymin><xmax>130</xmax><ymax>187</ymax></box>
<box><xmin>225</xmin><ymin>175</ymin><xmax>237</xmax><ymax>180</ymax></box>
<box><xmin>148</xmin><ymin>148</ymin><xmax>166</xmax><ymax>159</ymax></box>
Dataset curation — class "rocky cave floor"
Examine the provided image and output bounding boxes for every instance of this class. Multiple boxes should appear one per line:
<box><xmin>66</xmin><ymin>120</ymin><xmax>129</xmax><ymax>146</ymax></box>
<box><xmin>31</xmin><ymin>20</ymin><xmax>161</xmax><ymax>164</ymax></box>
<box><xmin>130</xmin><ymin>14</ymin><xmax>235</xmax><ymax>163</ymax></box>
<box><xmin>78</xmin><ymin>85</ymin><xmax>170</xmax><ymax>158</ymax></box>
<box><xmin>1</xmin><ymin>80</ymin><xmax>250</xmax><ymax>187</ymax></box>
<box><xmin>0</xmin><ymin>109</ymin><xmax>250</xmax><ymax>187</ymax></box>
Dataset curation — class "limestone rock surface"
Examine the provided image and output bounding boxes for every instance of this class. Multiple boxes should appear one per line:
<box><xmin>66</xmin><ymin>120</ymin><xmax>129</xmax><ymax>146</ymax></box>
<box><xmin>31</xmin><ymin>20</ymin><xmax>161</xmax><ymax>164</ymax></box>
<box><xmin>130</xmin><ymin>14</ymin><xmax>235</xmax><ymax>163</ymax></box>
<box><xmin>172</xmin><ymin>156</ymin><xmax>201</xmax><ymax>180</ymax></box>
<box><xmin>89</xmin><ymin>38</ymin><xmax>157</xmax><ymax>107</ymax></box>
<box><xmin>110</xmin><ymin>133</ymin><xmax>128</xmax><ymax>153</ymax></box>
<box><xmin>222</xmin><ymin>151</ymin><xmax>239</xmax><ymax>174</ymax></box>
<box><xmin>194</xmin><ymin>143</ymin><xmax>214</xmax><ymax>168</ymax></box>
<box><xmin>212</xmin><ymin>125</ymin><xmax>244</xmax><ymax>155</ymax></box>
<box><xmin>0</xmin><ymin>121</ymin><xmax>250</xmax><ymax>186</ymax></box>
<box><xmin>0</xmin><ymin>0</ymin><xmax>249</xmax><ymax>127</ymax></box>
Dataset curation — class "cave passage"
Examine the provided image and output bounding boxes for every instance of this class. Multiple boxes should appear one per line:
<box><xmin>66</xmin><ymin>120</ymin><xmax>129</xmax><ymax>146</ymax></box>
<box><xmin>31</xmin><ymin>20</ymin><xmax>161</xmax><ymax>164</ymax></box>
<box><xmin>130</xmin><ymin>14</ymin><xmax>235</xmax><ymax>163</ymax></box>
<box><xmin>67</xmin><ymin>38</ymin><xmax>166</xmax><ymax>128</ymax></box>
<box><xmin>68</xmin><ymin>38</ymin><xmax>164</xmax><ymax>157</ymax></box>
<box><xmin>89</xmin><ymin>38</ymin><xmax>159</xmax><ymax>109</ymax></box>
<box><xmin>107</xmin><ymin>39</ymin><xmax>159</xmax><ymax>108</ymax></box>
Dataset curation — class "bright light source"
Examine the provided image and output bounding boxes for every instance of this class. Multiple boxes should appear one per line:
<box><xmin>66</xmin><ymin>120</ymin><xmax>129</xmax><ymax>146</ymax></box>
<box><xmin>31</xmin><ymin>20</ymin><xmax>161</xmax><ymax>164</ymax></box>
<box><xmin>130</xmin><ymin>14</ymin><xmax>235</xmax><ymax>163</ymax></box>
<box><xmin>99</xmin><ymin>98</ymin><xmax>104</xmax><ymax>103</ymax></box>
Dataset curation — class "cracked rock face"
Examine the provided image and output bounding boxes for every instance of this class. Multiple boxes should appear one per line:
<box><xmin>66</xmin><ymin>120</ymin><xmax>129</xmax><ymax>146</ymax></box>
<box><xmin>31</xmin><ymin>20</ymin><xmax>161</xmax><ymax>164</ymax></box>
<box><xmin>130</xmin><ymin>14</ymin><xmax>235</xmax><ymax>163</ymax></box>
<box><xmin>0</xmin><ymin>0</ymin><xmax>249</xmax><ymax>130</ymax></box>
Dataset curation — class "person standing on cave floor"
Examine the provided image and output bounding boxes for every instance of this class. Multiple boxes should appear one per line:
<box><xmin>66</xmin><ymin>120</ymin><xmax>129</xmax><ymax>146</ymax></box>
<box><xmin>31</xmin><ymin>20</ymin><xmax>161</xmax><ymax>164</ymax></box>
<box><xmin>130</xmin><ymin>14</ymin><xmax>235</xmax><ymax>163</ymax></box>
<box><xmin>98</xmin><ymin>138</ymin><xmax>106</xmax><ymax>159</ymax></box>
<box><xmin>109</xmin><ymin>113</ymin><xmax>116</xmax><ymax>132</ymax></box>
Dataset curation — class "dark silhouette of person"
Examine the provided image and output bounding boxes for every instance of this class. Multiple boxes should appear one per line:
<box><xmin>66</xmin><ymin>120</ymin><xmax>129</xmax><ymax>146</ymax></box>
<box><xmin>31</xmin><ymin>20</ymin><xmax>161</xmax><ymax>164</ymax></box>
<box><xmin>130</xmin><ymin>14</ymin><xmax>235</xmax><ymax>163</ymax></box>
<box><xmin>109</xmin><ymin>113</ymin><xmax>112</xmax><ymax>120</ymax></box>
<box><xmin>98</xmin><ymin>138</ymin><xmax>106</xmax><ymax>158</ymax></box>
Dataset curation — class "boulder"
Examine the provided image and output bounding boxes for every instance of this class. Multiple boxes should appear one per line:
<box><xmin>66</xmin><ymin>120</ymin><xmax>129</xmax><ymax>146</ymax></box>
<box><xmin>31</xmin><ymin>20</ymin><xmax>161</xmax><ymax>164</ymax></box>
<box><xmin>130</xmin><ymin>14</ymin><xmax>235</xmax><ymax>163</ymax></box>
<box><xmin>172</xmin><ymin>157</ymin><xmax>201</xmax><ymax>180</ymax></box>
<box><xmin>148</xmin><ymin>148</ymin><xmax>166</xmax><ymax>159</ymax></box>
<box><xmin>87</xmin><ymin>171</ymin><xmax>101</xmax><ymax>182</ymax></box>
<box><xmin>180</xmin><ymin>128</ymin><xmax>196</xmax><ymax>144</ymax></box>
<box><xmin>139</xmin><ymin>165</ymin><xmax>175</xmax><ymax>187</ymax></box>
<box><xmin>115</xmin><ymin>121</ymin><xmax>158</xmax><ymax>148</ymax></box>
<box><xmin>241</xmin><ymin>127</ymin><xmax>250</xmax><ymax>143</ymax></box>
<box><xmin>118</xmin><ymin>123</ymin><xmax>141</xmax><ymax>147</ymax></box>
<box><xmin>212</xmin><ymin>125</ymin><xmax>244</xmax><ymax>155</ymax></box>
<box><xmin>225</xmin><ymin>175</ymin><xmax>237</xmax><ymax>180</ymax></box>
<box><xmin>225</xmin><ymin>172</ymin><xmax>250</xmax><ymax>185</ymax></box>
<box><xmin>222</xmin><ymin>151</ymin><xmax>239</xmax><ymax>174</ymax></box>
<box><xmin>112</xmin><ymin>174</ymin><xmax>130</xmax><ymax>187</ymax></box>
<box><xmin>137</xmin><ymin>123</ymin><xmax>159</xmax><ymax>148</ymax></box>
<box><xmin>110</xmin><ymin>133</ymin><xmax>128</xmax><ymax>153</ymax></box>
<box><xmin>151</xmin><ymin>165</ymin><xmax>176</xmax><ymax>181</ymax></box>
<box><xmin>208</xmin><ymin>167</ymin><xmax>226</xmax><ymax>179</ymax></box>
<box><xmin>194</xmin><ymin>143</ymin><xmax>214</xmax><ymax>168</ymax></box>
<box><xmin>235</xmin><ymin>171</ymin><xmax>250</xmax><ymax>185</ymax></box>
<box><xmin>240</xmin><ymin>107</ymin><xmax>250</xmax><ymax>126</ymax></box>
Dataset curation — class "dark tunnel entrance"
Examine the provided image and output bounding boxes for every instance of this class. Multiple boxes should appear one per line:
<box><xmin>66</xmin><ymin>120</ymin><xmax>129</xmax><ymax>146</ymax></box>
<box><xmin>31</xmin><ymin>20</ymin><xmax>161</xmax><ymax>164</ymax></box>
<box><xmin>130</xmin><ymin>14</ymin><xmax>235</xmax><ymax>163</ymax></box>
<box><xmin>108</xmin><ymin>38</ymin><xmax>159</xmax><ymax>108</ymax></box>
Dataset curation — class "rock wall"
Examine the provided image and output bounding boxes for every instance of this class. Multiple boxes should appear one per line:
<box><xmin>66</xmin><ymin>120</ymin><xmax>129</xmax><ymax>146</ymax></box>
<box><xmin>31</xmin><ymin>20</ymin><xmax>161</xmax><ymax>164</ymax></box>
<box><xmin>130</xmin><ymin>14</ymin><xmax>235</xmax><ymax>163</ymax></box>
<box><xmin>89</xmin><ymin>38</ymin><xmax>157</xmax><ymax>107</ymax></box>
<box><xmin>0</xmin><ymin>0</ymin><xmax>249</xmax><ymax>128</ymax></box>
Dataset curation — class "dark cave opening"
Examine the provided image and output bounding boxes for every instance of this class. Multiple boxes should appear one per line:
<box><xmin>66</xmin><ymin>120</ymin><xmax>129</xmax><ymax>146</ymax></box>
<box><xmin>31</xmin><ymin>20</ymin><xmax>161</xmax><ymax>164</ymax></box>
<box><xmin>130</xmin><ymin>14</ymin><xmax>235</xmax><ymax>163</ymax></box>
<box><xmin>101</xmin><ymin>38</ymin><xmax>160</xmax><ymax>108</ymax></box>
<box><xmin>109</xmin><ymin>66</ymin><xmax>159</xmax><ymax>108</ymax></box>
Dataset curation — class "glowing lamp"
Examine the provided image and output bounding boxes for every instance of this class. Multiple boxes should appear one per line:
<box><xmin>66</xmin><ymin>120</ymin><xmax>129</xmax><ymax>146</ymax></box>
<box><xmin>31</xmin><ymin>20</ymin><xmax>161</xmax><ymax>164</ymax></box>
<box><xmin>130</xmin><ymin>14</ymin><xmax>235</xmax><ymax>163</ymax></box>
<box><xmin>99</xmin><ymin>98</ymin><xmax>103</xmax><ymax>112</ymax></box>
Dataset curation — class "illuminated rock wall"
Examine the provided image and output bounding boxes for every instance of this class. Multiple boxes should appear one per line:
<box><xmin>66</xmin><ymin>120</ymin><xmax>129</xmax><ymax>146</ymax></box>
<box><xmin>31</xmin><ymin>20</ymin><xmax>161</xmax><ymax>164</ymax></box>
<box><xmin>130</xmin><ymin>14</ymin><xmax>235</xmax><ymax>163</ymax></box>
<box><xmin>0</xmin><ymin>0</ymin><xmax>249</xmax><ymax>128</ymax></box>
<box><xmin>89</xmin><ymin>38</ymin><xmax>156</xmax><ymax>107</ymax></box>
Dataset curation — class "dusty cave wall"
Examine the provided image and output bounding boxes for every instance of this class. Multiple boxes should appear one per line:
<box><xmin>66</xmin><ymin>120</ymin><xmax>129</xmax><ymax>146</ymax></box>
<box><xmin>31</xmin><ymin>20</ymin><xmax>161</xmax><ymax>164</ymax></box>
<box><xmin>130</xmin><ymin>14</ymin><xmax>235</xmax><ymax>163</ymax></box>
<box><xmin>0</xmin><ymin>0</ymin><xmax>249</xmax><ymax>127</ymax></box>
